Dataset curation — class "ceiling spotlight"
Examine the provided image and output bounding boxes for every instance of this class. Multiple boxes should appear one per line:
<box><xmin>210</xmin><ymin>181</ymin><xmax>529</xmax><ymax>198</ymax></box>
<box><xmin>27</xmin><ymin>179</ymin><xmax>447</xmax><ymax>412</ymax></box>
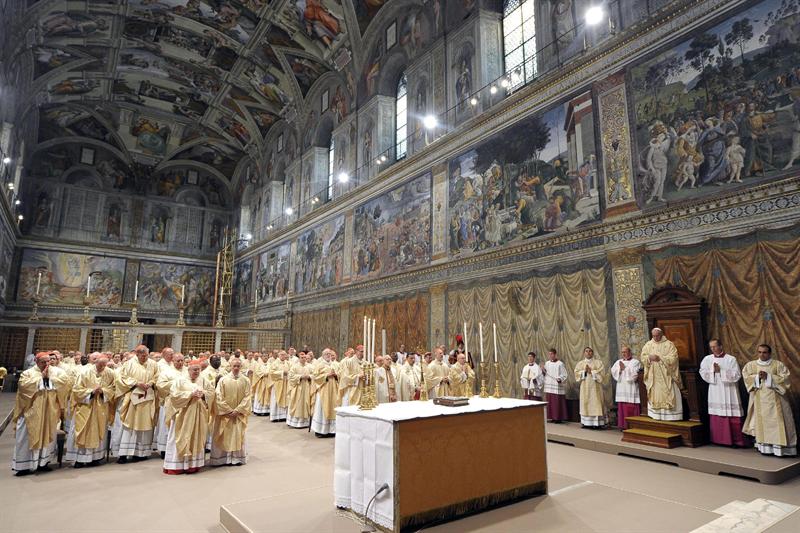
<box><xmin>422</xmin><ymin>115</ymin><xmax>438</xmax><ymax>129</ymax></box>
<box><xmin>285</xmin><ymin>207</ymin><xmax>294</xmax><ymax>215</ymax></box>
<box><xmin>490</xmin><ymin>85</ymin><xmax>497</xmax><ymax>94</ymax></box>
<box><xmin>337</xmin><ymin>171</ymin><xmax>349</xmax><ymax>183</ymax></box>
<box><xmin>500</xmin><ymin>78</ymin><xmax>510</xmax><ymax>88</ymax></box>
<box><xmin>2</xmin><ymin>157</ymin><xmax>10</xmax><ymax>164</ymax></box>
<box><xmin>585</xmin><ymin>5</ymin><xmax>605</xmax><ymax>26</ymax></box>
<box><xmin>470</xmin><ymin>97</ymin><xmax>478</xmax><ymax>106</ymax></box>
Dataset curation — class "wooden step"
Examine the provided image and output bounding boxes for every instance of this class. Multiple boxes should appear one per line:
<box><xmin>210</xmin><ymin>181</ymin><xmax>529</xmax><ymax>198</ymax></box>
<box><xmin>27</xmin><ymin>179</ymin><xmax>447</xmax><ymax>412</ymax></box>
<box><xmin>625</xmin><ymin>415</ymin><xmax>707</xmax><ymax>447</ymax></box>
<box><xmin>622</xmin><ymin>428</ymin><xmax>683</xmax><ymax>449</ymax></box>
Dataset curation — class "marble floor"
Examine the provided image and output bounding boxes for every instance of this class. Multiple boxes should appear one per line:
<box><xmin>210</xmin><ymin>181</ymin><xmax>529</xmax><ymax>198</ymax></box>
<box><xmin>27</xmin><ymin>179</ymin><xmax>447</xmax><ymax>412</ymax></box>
<box><xmin>1</xmin><ymin>391</ymin><xmax>799</xmax><ymax>533</ymax></box>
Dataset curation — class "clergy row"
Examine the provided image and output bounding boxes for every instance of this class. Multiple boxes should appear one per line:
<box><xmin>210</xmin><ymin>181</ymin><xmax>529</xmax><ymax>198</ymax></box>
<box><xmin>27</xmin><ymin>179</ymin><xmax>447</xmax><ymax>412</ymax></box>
<box><xmin>11</xmin><ymin>346</ymin><xmax>251</xmax><ymax>476</ymax></box>
<box><xmin>248</xmin><ymin>345</ymin><xmax>476</xmax><ymax>435</ymax></box>
<box><xmin>522</xmin><ymin>329</ymin><xmax>796</xmax><ymax>457</ymax></box>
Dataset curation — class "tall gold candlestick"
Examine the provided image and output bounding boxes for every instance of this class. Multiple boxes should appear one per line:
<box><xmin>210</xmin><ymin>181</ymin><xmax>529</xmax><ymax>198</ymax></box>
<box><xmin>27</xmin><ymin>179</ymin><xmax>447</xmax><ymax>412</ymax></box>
<box><xmin>83</xmin><ymin>296</ymin><xmax>92</xmax><ymax>323</ymax></box>
<box><xmin>176</xmin><ymin>303</ymin><xmax>186</xmax><ymax>326</ymax></box>
<box><xmin>479</xmin><ymin>361</ymin><xmax>489</xmax><ymax>398</ymax></box>
<box><xmin>493</xmin><ymin>361</ymin><xmax>502</xmax><ymax>398</ymax></box>
<box><xmin>29</xmin><ymin>296</ymin><xmax>41</xmax><ymax>321</ymax></box>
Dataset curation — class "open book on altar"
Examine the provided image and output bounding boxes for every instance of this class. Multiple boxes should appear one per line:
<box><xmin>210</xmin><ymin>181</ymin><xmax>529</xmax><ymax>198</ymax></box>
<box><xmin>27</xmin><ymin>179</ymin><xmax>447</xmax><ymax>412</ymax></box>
<box><xmin>131</xmin><ymin>387</ymin><xmax>154</xmax><ymax>405</ymax></box>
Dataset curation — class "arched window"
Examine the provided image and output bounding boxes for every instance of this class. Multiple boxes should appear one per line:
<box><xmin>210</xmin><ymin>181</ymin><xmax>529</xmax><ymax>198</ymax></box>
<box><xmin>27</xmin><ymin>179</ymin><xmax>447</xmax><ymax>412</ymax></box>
<box><xmin>503</xmin><ymin>0</ymin><xmax>537</xmax><ymax>88</ymax></box>
<box><xmin>327</xmin><ymin>136</ymin><xmax>335</xmax><ymax>200</ymax></box>
<box><xmin>395</xmin><ymin>73</ymin><xmax>408</xmax><ymax>160</ymax></box>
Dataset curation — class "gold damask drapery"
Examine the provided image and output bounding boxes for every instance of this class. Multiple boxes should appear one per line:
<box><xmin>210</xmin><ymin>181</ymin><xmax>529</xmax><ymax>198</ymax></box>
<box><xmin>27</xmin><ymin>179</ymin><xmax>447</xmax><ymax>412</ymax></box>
<box><xmin>350</xmin><ymin>293</ymin><xmax>429</xmax><ymax>355</ymax></box>
<box><xmin>652</xmin><ymin>235</ymin><xmax>800</xmax><ymax>421</ymax></box>
<box><xmin>447</xmin><ymin>267</ymin><xmax>611</xmax><ymax>402</ymax></box>
<box><xmin>291</xmin><ymin>306</ymin><xmax>342</xmax><ymax>355</ymax></box>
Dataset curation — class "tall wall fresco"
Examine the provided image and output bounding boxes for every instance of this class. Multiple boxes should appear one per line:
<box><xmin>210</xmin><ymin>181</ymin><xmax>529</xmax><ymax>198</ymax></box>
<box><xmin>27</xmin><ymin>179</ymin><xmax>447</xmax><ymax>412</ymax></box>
<box><xmin>293</xmin><ymin>215</ymin><xmax>345</xmax><ymax>294</ymax></box>
<box><xmin>448</xmin><ymin>91</ymin><xmax>600</xmax><ymax>256</ymax></box>
<box><xmin>352</xmin><ymin>172</ymin><xmax>431</xmax><ymax>281</ymax></box>
<box><xmin>630</xmin><ymin>0</ymin><xmax>800</xmax><ymax>206</ymax></box>
<box><xmin>256</xmin><ymin>242</ymin><xmax>291</xmax><ymax>302</ymax></box>
<box><xmin>137</xmin><ymin>261</ymin><xmax>214</xmax><ymax>314</ymax></box>
<box><xmin>17</xmin><ymin>249</ymin><xmax>125</xmax><ymax>306</ymax></box>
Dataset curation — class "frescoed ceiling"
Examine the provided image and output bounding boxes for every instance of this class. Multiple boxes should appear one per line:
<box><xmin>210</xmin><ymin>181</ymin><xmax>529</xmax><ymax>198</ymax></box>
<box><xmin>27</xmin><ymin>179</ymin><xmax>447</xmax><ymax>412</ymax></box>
<box><xmin>17</xmin><ymin>0</ymin><xmax>398</xmax><ymax>183</ymax></box>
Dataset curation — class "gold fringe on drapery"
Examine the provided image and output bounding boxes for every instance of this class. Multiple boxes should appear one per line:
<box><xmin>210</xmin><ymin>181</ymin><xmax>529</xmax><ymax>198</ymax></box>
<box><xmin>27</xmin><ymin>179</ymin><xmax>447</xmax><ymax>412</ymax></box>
<box><xmin>447</xmin><ymin>267</ymin><xmax>611</xmax><ymax>402</ymax></box>
<box><xmin>652</xmin><ymin>235</ymin><xmax>800</xmax><ymax>424</ymax></box>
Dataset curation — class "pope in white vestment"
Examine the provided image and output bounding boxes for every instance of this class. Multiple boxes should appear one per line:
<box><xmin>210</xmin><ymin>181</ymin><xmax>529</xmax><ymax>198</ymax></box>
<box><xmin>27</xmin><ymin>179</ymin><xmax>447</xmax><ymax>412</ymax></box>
<box><xmin>640</xmin><ymin>328</ymin><xmax>683</xmax><ymax>421</ymax></box>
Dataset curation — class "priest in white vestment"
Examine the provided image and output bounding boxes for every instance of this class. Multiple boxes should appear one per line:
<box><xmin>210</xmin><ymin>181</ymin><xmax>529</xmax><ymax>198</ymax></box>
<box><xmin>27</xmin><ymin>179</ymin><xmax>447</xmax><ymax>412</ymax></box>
<box><xmin>574</xmin><ymin>347</ymin><xmax>608</xmax><ymax>428</ymax></box>
<box><xmin>375</xmin><ymin>355</ymin><xmax>398</xmax><ymax>403</ymax></box>
<box><xmin>543</xmin><ymin>349</ymin><xmax>568</xmax><ymax>422</ymax></box>
<box><xmin>640</xmin><ymin>328</ymin><xmax>683</xmax><ymax>421</ymax></box>
<box><xmin>699</xmin><ymin>339</ymin><xmax>744</xmax><ymax>447</ymax></box>
<box><xmin>427</xmin><ymin>348</ymin><xmax>451</xmax><ymax>399</ymax></box>
<box><xmin>210</xmin><ymin>358</ymin><xmax>251</xmax><ymax>466</ymax></box>
<box><xmin>311</xmin><ymin>349</ymin><xmax>338</xmax><ymax>436</ymax></box>
<box><xmin>11</xmin><ymin>352</ymin><xmax>70</xmax><ymax>475</ymax></box>
<box><xmin>269</xmin><ymin>350</ymin><xmax>290</xmax><ymax>421</ymax></box>
<box><xmin>742</xmin><ymin>344</ymin><xmax>797</xmax><ymax>457</ymax></box>
<box><xmin>66</xmin><ymin>354</ymin><xmax>115</xmax><ymax>467</ymax></box>
<box><xmin>154</xmin><ymin>354</ymin><xmax>186</xmax><ymax>455</ymax></box>
<box><xmin>520</xmin><ymin>352</ymin><xmax>543</xmax><ymax>401</ymax></box>
<box><xmin>399</xmin><ymin>354</ymin><xmax>422</xmax><ymax>401</ymax></box>
<box><xmin>163</xmin><ymin>360</ymin><xmax>214</xmax><ymax>474</ymax></box>
<box><xmin>117</xmin><ymin>345</ymin><xmax>159</xmax><ymax>462</ymax></box>
<box><xmin>610</xmin><ymin>346</ymin><xmax>641</xmax><ymax>429</ymax></box>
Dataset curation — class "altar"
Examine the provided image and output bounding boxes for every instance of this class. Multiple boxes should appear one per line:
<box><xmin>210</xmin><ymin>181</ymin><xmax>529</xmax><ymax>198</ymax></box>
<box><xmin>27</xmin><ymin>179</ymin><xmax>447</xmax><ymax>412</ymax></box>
<box><xmin>334</xmin><ymin>397</ymin><xmax>548</xmax><ymax>532</ymax></box>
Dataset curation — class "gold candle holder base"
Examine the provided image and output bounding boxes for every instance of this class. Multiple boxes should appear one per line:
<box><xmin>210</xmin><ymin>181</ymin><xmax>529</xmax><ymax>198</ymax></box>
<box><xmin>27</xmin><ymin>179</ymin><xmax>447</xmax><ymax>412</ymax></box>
<box><xmin>493</xmin><ymin>362</ymin><xmax>502</xmax><ymax>398</ymax></box>
<box><xmin>83</xmin><ymin>297</ymin><xmax>92</xmax><ymax>323</ymax></box>
<box><xmin>215</xmin><ymin>309</ymin><xmax>224</xmax><ymax>328</ymax></box>
<box><xmin>176</xmin><ymin>305</ymin><xmax>186</xmax><ymax>327</ymax></box>
<box><xmin>128</xmin><ymin>304</ymin><xmax>140</xmax><ymax>325</ymax></box>
<box><xmin>358</xmin><ymin>363</ymin><xmax>378</xmax><ymax>410</ymax></box>
<box><xmin>479</xmin><ymin>362</ymin><xmax>489</xmax><ymax>398</ymax></box>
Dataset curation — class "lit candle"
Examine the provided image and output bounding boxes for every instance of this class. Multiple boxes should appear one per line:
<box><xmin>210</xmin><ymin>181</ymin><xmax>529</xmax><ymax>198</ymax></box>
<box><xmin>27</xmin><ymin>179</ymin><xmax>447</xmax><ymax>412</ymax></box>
<box><xmin>363</xmin><ymin>316</ymin><xmax>367</xmax><ymax>360</ymax></box>
<box><xmin>463</xmin><ymin>322</ymin><xmax>469</xmax><ymax>363</ymax></box>
<box><xmin>253</xmin><ymin>291</ymin><xmax>258</xmax><ymax>311</ymax></box>
<box><xmin>493</xmin><ymin>323</ymin><xmax>498</xmax><ymax>364</ymax></box>
<box><xmin>134</xmin><ymin>280</ymin><xmax>139</xmax><ymax>301</ymax></box>
<box><xmin>36</xmin><ymin>272</ymin><xmax>42</xmax><ymax>296</ymax></box>
<box><xmin>180</xmin><ymin>284</ymin><xmax>185</xmax><ymax>305</ymax></box>
<box><xmin>479</xmin><ymin>322</ymin><xmax>484</xmax><ymax>363</ymax></box>
<box><xmin>86</xmin><ymin>276</ymin><xmax>91</xmax><ymax>298</ymax></box>
<box><xmin>371</xmin><ymin>319</ymin><xmax>376</xmax><ymax>364</ymax></box>
<box><xmin>381</xmin><ymin>329</ymin><xmax>386</xmax><ymax>359</ymax></box>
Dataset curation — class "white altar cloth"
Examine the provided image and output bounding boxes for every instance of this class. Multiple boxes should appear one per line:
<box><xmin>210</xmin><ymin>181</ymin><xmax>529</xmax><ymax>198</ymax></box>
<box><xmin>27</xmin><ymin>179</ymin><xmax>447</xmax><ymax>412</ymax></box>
<box><xmin>333</xmin><ymin>397</ymin><xmax>544</xmax><ymax>529</ymax></box>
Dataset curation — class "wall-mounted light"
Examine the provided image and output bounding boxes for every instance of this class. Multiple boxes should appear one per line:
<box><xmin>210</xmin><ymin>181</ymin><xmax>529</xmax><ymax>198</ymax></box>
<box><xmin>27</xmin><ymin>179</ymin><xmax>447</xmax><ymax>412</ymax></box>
<box><xmin>2</xmin><ymin>157</ymin><xmax>11</xmax><ymax>164</ymax></box>
<box><xmin>337</xmin><ymin>172</ymin><xmax>349</xmax><ymax>183</ymax></box>
<box><xmin>585</xmin><ymin>5</ymin><xmax>605</xmax><ymax>26</ymax></box>
<box><xmin>285</xmin><ymin>207</ymin><xmax>294</xmax><ymax>215</ymax></box>
<box><xmin>17</xmin><ymin>214</ymin><xmax>23</xmax><ymax>221</ymax></box>
<box><xmin>244</xmin><ymin>233</ymin><xmax>252</xmax><ymax>240</ymax></box>
<box><xmin>489</xmin><ymin>85</ymin><xmax>497</xmax><ymax>95</ymax></box>
<box><xmin>423</xmin><ymin>115</ymin><xmax>438</xmax><ymax>129</ymax></box>
<box><xmin>7</xmin><ymin>183</ymin><xmax>13</xmax><ymax>190</ymax></box>
<box><xmin>500</xmin><ymin>78</ymin><xmax>510</xmax><ymax>88</ymax></box>
<box><xmin>470</xmin><ymin>97</ymin><xmax>478</xmax><ymax>106</ymax></box>
<box><xmin>15</xmin><ymin>199</ymin><xmax>21</xmax><ymax>205</ymax></box>
<box><xmin>380</xmin><ymin>155</ymin><xmax>387</xmax><ymax>162</ymax></box>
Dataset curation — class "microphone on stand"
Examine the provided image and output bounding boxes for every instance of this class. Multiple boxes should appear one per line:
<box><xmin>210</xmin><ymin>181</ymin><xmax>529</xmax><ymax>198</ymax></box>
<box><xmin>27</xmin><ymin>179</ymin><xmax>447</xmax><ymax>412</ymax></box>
<box><xmin>361</xmin><ymin>482</ymin><xmax>390</xmax><ymax>533</ymax></box>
